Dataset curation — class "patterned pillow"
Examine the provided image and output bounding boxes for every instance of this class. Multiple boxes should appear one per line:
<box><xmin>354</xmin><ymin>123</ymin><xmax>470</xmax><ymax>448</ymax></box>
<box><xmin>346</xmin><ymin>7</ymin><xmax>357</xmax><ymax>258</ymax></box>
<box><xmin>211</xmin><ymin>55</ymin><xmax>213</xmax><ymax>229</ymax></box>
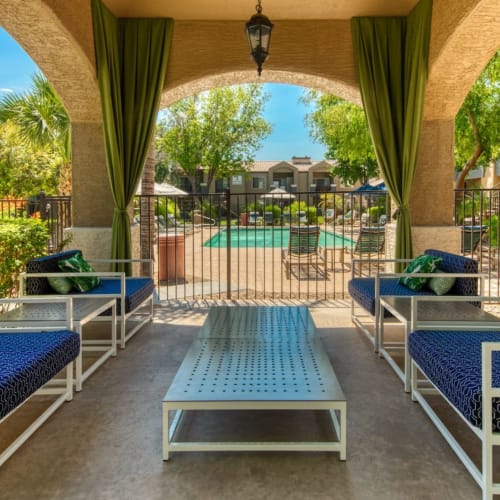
<box><xmin>398</xmin><ymin>254</ymin><xmax>442</xmax><ymax>291</ymax></box>
<box><xmin>428</xmin><ymin>275</ymin><xmax>456</xmax><ymax>295</ymax></box>
<box><xmin>48</xmin><ymin>276</ymin><xmax>73</xmax><ymax>294</ymax></box>
<box><xmin>58</xmin><ymin>252</ymin><xmax>101</xmax><ymax>292</ymax></box>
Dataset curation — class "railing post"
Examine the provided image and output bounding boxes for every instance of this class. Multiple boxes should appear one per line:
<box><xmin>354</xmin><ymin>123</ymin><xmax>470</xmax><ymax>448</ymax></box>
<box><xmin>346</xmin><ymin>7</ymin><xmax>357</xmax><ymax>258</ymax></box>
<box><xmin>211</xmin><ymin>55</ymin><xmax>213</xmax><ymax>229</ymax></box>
<box><xmin>225</xmin><ymin>188</ymin><xmax>231</xmax><ymax>300</ymax></box>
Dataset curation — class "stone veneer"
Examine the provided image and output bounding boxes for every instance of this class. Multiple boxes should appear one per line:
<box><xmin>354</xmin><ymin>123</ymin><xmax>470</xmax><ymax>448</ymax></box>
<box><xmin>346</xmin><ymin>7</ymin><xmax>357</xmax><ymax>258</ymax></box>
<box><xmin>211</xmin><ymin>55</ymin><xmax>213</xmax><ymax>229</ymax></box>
<box><xmin>385</xmin><ymin>223</ymin><xmax>461</xmax><ymax>261</ymax></box>
<box><xmin>63</xmin><ymin>225</ymin><xmax>141</xmax><ymax>275</ymax></box>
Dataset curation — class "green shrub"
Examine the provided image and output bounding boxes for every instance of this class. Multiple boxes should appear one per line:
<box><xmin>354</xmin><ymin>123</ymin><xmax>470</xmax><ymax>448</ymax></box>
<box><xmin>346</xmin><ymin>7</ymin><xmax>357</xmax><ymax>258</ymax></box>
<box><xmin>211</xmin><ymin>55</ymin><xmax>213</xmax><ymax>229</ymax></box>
<box><xmin>0</xmin><ymin>218</ymin><xmax>49</xmax><ymax>298</ymax></box>
<box><xmin>304</xmin><ymin>206</ymin><xmax>317</xmax><ymax>224</ymax></box>
<box><xmin>486</xmin><ymin>215</ymin><xmax>499</xmax><ymax>246</ymax></box>
<box><xmin>264</xmin><ymin>204</ymin><xmax>281</xmax><ymax>219</ymax></box>
<box><xmin>367</xmin><ymin>206</ymin><xmax>383</xmax><ymax>222</ymax></box>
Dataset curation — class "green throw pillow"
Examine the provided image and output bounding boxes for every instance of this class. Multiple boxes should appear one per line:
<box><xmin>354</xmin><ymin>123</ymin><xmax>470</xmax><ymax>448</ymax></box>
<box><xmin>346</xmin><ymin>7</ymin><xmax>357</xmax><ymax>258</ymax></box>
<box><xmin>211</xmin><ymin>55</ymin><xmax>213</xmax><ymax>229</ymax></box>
<box><xmin>58</xmin><ymin>252</ymin><xmax>101</xmax><ymax>292</ymax></box>
<box><xmin>398</xmin><ymin>254</ymin><xmax>442</xmax><ymax>291</ymax></box>
<box><xmin>48</xmin><ymin>276</ymin><xmax>73</xmax><ymax>294</ymax></box>
<box><xmin>428</xmin><ymin>275</ymin><xmax>456</xmax><ymax>295</ymax></box>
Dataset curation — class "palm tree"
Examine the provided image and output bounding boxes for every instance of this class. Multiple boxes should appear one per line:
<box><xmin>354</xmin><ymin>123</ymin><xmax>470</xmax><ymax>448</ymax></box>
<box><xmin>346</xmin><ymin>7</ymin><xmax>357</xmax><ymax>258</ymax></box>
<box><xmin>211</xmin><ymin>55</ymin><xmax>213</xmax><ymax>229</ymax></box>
<box><xmin>0</xmin><ymin>72</ymin><xmax>71</xmax><ymax>195</ymax></box>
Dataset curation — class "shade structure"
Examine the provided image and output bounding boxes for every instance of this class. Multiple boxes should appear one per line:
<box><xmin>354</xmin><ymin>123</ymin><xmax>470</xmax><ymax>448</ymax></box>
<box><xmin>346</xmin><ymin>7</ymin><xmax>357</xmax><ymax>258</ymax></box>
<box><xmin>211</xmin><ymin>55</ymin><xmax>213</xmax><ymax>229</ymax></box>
<box><xmin>136</xmin><ymin>181</ymin><xmax>188</xmax><ymax>196</ymax></box>
<box><xmin>260</xmin><ymin>187</ymin><xmax>296</xmax><ymax>200</ymax></box>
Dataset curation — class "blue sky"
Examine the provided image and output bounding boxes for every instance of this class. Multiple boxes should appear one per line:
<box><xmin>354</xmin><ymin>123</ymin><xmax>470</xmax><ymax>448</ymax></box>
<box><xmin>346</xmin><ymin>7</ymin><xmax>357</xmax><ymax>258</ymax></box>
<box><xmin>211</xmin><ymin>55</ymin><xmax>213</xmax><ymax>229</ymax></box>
<box><xmin>0</xmin><ymin>27</ymin><xmax>326</xmax><ymax>161</ymax></box>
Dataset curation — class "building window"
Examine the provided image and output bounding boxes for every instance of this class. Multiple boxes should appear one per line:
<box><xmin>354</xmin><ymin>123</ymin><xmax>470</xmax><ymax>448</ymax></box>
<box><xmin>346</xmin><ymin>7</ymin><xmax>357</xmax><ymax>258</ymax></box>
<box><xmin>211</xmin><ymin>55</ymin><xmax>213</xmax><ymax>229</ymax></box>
<box><xmin>252</xmin><ymin>176</ymin><xmax>266</xmax><ymax>190</ymax></box>
<box><xmin>232</xmin><ymin>175</ymin><xmax>243</xmax><ymax>186</ymax></box>
<box><xmin>215</xmin><ymin>178</ymin><xmax>229</xmax><ymax>193</ymax></box>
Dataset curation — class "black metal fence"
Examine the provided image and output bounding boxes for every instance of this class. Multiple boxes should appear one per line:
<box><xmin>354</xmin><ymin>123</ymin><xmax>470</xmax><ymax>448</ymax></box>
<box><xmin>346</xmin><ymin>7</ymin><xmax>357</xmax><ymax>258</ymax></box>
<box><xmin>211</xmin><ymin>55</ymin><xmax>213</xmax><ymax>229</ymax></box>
<box><xmin>454</xmin><ymin>188</ymin><xmax>500</xmax><ymax>295</ymax></box>
<box><xmin>135</xmin><ymin>189</ymin><xmax>389</xmax><ymax>302</ymax></box>
<box><xmin>0</xmin><ymin>192</ymin><xmax>72</xmax><ymax>253</ymax></box>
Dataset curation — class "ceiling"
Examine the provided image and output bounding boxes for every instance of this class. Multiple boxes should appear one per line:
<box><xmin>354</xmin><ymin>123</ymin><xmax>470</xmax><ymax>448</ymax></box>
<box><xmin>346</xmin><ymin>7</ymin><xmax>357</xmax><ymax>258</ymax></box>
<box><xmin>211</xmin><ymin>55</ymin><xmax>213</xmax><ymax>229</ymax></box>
<box><xmin>103</xmin><ymin>0</ymin><xmax>420</xmax><ymax>20</ymax></box>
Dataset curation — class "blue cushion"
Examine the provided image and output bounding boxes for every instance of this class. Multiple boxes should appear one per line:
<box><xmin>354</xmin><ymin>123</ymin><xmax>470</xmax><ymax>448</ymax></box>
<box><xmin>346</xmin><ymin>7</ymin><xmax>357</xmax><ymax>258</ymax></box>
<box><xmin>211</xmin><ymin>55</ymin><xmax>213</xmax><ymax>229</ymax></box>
<box><xmin>408</xmin><ymin>330</ymin><xmax>500</xmax><ymax>431</ymax></box>
<box><xmin>0</xmin><ymin>330</ymin><xmax>80</xmax><ymax>419</ymax></box>
<box><xmin>83</xmin><ymin>277</ymin><xmax>154</xmax><ymax>315</ymax></box>
<box><xmin>424</xmin><ymin>249</ymin><xmax>479</xmax><ymax>296</ymax></box>
<box><xmin>26</xmin><ymin>250</ymin><xmax>81</xmax><ymax>295</ymax></box>
<box><xmin>348</xmin><ymin>277</ymin><xmax>434</xmax><ymax>317</ymax></box>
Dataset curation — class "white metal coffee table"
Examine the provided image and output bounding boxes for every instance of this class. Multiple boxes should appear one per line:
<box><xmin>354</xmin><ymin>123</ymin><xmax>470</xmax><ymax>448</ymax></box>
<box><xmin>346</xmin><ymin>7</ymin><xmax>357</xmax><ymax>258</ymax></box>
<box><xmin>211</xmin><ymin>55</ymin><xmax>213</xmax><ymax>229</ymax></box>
<box><xmin>163</xmin><ymin>306</ymin><xmax>346</xmax><ymax>460</ymax></box>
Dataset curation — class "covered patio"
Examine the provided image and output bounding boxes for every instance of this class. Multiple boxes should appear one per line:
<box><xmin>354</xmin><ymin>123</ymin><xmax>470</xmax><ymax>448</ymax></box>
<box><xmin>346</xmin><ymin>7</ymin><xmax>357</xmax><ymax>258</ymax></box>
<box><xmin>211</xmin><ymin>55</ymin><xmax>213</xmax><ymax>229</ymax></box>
<box><xmin>0</xmin><ymin>303</ymin><xmax>485</xmax><ymax>499</ymax></box>
<box><xmin>0</xmin><ymin>1</ymin><xmax>499</xmax><ymax>498</ymax></box>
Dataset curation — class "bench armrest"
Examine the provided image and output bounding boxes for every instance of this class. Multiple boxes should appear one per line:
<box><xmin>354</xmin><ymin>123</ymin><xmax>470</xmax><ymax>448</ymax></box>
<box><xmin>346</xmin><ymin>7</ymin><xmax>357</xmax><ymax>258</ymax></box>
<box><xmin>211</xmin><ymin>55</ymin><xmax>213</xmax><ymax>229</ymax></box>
<box><xmin>350</xmin><ymin>258</ymin><xmax>413</xmax><ymax>278</ymax></box>
<box><xmin>86</xmin><ymin>258</ymin><xmax>153</xmax><ymax>277</ymax></box>
<box><xmin>19</xmin><ymin>271</ymin><xmax>125</xmax><ymax>297</ymax></box>
<box><xmin>0</xmin><ymin>296</ymin><xmax>75</xmax><ymax>329</ymax></box>
<box><xmin>409</xmin><ymin>295</ymin><xmax>500</xmax><ymax>330</ymax></box>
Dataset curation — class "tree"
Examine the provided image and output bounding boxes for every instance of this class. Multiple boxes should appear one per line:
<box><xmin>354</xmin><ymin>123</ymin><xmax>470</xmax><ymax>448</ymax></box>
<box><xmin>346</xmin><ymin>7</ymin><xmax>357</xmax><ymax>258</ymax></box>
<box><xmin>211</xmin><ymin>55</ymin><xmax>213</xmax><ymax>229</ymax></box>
<box><xmin>303</xmin><ymin>91</ymin><xmax>378</xmax><ymax>185</ymax></box>
<box><xmin>455</xmin><ymin>50</ymin><xmax>500</xmax><ymax>189</ymax></box>
<box><xmin>0</xmin><ymin>121</ymin><xmax>60</xmax><ymax>196</ymax></box>
<box><xmin>0</xmin><ymin>72</ymin><xmax>71</xmax><ymax>195</ymax></box>
<box><xmin>156</xmin><ymin>85</ymin><xmax>271</xmax><ymax>193</ymax></box>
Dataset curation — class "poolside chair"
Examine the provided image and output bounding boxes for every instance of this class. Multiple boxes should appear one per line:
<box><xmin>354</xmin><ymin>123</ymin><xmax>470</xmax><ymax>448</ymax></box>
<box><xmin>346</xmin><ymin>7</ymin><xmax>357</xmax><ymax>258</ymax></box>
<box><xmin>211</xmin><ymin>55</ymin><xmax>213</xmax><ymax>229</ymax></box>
<box><xmin>248</xmin><ymin>212</ymin><xmax>260</xmax><ymax>225</ymax></box>
<box><xmin>346</xmin><ymin>227</ymin><xmax>385</xmax><ymax>264</ymax></box>
<box><xmin>264</xmin><ymin>211</ymin><xmax>274</xmax><ymax>225</ymax></box>
<box><xmin>296</xmin><ymin>211</ymin><xmax>307</xmax><ymax>224</ymax></box>
<box><xmin>282</xmin><ymin>225</ymin><xmax>328</xmax><ymax>279</ymax></box>
<box><xmin>325</xmin><ymin>208</ymin><xmax>335</xmax><ymax>223</ymax></box>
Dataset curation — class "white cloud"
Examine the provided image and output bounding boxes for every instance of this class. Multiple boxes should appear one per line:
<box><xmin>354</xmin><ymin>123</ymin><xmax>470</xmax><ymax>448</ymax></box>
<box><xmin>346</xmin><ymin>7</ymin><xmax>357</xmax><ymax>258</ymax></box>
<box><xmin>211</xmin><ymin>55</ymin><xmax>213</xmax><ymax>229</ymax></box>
<box><xmin>0</xmin><ymin>88</ymin><xmax>13</xmax><ymax>93</ymax></box>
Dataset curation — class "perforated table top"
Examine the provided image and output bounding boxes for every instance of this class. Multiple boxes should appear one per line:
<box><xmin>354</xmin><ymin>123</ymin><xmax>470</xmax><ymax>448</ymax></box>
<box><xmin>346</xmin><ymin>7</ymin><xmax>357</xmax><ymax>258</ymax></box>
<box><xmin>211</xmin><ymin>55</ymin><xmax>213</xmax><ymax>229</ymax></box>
<box><xmin>197</xmin><ymin>305</ymin><xmax>317</xmax><ymax>340</ymax></box>
<box><xmin>165</xmin><ymin>306</ymin><xmax>345</xmax><ymax>403</ymax></box>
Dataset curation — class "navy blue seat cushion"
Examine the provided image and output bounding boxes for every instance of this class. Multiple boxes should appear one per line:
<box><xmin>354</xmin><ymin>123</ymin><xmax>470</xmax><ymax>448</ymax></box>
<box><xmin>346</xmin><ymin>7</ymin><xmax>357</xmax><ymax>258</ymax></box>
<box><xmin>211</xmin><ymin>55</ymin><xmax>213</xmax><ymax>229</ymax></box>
<box><xmin>0</xmin><ymin>330</ymin><xmax>80</xmax><ymax>419</ymax></box>
<box><xmin>26</xmin><ymin>250</ymin><xmax>80</xmax><ymax>295</ymax></box>
<box><xmin>424</xmin><ymin>249</ymin><xmax>478</xmax><ymax>296</ymax></box>
<box><xmin>84</xmin><ymin>277</ymin><xmax>154</xmax><ymax>315</ymax></box>
<box><xmin>348</xmin><ymin>277</ymin><xmax>433</xmax><ymax>317</ymax></box>
<box><xmin>408</xmin><ymin>330</ymin><xmax>500</xmax><ymax>432</ymax></box>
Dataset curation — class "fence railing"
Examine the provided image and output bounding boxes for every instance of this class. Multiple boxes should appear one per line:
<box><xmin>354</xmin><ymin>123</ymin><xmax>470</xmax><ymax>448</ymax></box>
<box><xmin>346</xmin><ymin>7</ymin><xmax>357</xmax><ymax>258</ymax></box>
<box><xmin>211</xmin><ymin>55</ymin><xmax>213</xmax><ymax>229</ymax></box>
<box><xmin>135</xmin><ymin>189</ymin><xmax>388</xmax><ymax>302</ymax></box>
<box><xmin>0</xmin><ymin>192</ymin><xmax>72</xmax><ymax>254</ymax></box>
<box><xmin>454</xmin><ymin>188</ymin><xmax>500</xmax><ymax>296</ymax></box>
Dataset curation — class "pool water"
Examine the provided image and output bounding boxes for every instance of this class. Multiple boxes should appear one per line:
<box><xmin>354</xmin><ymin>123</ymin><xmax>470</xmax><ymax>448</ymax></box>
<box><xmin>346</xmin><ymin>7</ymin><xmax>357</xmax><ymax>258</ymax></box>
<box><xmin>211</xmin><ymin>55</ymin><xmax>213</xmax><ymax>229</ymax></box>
<box><xmin>204</xmin><ymin>227</ymin><xmax>354</xmax><ymax>248</ymax></box>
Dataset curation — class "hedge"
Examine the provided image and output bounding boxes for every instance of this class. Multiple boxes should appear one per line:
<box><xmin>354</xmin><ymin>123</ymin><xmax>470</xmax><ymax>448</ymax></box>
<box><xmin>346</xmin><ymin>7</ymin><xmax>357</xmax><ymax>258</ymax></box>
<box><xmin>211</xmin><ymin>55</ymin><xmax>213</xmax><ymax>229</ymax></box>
<box><xmin>0</xmin><ymin>218</ymin><xmax>48</xmax><ymax>298</ymax></box>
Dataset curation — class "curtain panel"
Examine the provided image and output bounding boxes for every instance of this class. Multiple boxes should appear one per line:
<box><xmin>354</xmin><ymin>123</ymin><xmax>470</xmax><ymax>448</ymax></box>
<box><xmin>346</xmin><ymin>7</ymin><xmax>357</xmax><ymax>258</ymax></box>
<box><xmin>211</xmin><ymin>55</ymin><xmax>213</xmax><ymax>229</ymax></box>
<box><xmin>351</xmin><ymin>0</ymin><xmax>432</xmax><ymax>269</ymax></box>
<box><xmin>91</xmin><ymin>0</ymin><xmax>173</xmax><ymax>273</ymax></box>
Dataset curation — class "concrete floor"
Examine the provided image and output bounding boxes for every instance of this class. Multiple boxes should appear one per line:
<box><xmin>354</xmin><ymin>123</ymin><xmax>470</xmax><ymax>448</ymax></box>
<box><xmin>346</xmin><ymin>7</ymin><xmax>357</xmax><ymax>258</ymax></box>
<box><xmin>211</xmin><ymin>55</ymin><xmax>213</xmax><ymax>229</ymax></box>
<box><xmin>0</xmin><ymin>301</ymin><xmax>487</xmax><ymax>500</ymax></box>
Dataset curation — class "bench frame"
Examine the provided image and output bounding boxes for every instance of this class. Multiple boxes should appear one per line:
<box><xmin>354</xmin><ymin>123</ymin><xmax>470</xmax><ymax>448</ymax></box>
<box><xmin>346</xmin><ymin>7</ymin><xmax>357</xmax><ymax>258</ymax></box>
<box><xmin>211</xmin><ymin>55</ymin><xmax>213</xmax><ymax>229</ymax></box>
<box><xmin>20</xmin><ymin>256</ymin><xmax>154</xmax><ymax>348</ymax></box>
<box><xmin>0</xmin><ymin>297</ymin><xmax>76</xmax><ymax>466</ymax></box>
<box><xmin>350</xmin><ymin>255</ymin><xmax>484</xmax><ymax>351</ymax></box>
<box><xmin>409</xmin><ymin>296</ymin><xmax>500</xmax><ymax>500</ymax></box>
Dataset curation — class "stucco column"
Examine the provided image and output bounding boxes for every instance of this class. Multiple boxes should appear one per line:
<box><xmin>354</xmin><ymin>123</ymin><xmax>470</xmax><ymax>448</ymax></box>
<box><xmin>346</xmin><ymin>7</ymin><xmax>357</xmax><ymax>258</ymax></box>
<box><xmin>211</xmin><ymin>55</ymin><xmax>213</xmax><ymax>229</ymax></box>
<box><xmin>71</xmin><ymin>121</ymin><xmax>113</xmax><ymax>227</ymax></box>
<box><xmin>409</xmin><ymin>118</ymin><xmax>460</xmax><ymax>254</ymax></box>
<box><xmin>65</xmin><ymin>122</ymin><xmax>114</xmax><ymax>259</ymax></box>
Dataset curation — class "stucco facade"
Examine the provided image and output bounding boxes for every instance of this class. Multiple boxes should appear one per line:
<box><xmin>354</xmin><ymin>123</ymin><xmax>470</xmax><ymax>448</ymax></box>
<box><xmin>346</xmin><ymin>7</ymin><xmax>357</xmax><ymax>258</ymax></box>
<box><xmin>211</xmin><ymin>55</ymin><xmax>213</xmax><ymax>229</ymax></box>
<box><xmin>0</xmin><ymin>0</ymin><xmax>499</xmax><ymax>258</ymax></box>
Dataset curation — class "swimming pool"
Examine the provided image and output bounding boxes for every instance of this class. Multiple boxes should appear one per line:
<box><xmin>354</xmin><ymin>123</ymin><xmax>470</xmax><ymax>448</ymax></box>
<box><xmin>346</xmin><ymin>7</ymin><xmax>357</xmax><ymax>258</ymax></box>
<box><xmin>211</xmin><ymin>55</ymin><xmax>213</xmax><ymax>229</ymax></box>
<box><xmin>204</xmin><ymin>227</ymin><xmax>354</xmax><ymax>248</ymax></box>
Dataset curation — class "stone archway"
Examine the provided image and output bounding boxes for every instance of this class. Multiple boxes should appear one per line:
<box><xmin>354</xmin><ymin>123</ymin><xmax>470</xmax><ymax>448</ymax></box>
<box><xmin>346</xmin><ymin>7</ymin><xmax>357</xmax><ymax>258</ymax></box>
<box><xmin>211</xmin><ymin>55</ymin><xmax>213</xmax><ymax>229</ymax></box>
<box><xmin>0</xmin><ymin>0</ymin><xmax>498</xmax><ymax>259</ymax></box>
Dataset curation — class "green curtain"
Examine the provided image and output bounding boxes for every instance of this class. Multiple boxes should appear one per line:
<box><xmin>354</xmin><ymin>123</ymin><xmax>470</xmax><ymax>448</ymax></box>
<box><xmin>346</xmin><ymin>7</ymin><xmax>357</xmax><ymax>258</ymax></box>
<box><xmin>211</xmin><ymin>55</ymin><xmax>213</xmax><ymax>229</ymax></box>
<box><xmin>91</xmin><ymin>0</ymin><xmax>173</xmax><ymax>273</ymax></box>
<box><xmin>351</xmin><ymin>0</ymin><xmax>432</xmax><ymax>269</ymax></box>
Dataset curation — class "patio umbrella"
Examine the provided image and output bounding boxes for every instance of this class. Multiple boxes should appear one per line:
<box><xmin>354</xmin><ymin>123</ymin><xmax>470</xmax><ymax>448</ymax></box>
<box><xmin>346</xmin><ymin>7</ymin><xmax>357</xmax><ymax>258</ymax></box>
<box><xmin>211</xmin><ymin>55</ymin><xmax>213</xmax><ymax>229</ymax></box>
<box><xmin>136</xmin><ymin>181</ymin><xmax>188</xmax><ymax>196</ymax></box>
<box><xmin>260</xmin><ymin>187</ymin><xmax>296</xmax><ymax>200</ymax></box>
<box><xmin>354</xmin><ymin>182</ymin><xmax>386</xmax><ymax>192</ymax></box>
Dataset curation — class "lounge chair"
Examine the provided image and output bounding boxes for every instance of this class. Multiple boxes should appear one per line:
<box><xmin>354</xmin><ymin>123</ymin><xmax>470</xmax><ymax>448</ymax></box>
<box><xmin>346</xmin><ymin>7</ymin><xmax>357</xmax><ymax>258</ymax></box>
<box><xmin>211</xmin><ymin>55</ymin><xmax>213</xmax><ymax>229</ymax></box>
<box><xmin>281</xmin><ymin>225</ymin><xmax>328</xmax><ymax>279</ymax></box>
<box><xmin>248</xmin><ymin>211</ymin><xmax>260</xmax><ymax>225</ymax></box>
<box><xmin>325</xmin><ymin>208</ymin><xmax>335</xmax><ymax>223</ymax></box>
<box><xmin>348</xmin><ymin>227</ymin><xmax>385</xmax><ymax>259</ymax></box>
<box><xmin>296</xmin><ymin>211</ymin><xmax>307</xmax><ymax>224</ymax></box>
<box><xmin>263</xmin><ymin>211</ymin><xmax>274</xmax><ymax>226</ymax></box>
